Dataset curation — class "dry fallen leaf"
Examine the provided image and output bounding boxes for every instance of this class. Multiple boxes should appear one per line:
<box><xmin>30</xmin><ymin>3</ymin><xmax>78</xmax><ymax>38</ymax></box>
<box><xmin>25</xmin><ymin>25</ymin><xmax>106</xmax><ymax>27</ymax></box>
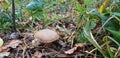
<box><xmin>0</xmin><ymin>52</ymin><xmax>10</xmax><ymax>58</ymax></box>
<box><xmin>32</xmin><ymin>51</ymin><xmax>42</xmax><ymax>58</ymax></box>
<box><xmin>64</xmin><ymin>43</ymin><xmax>85</xmax><ymax>55</ymax></box>
<box><xmin>0</xmin><ymin>46</ymin><xmax>9</xmax><ymax>52</ymax></box>
<box><xmin>20</xmin><ymin>33</ymin><xmax>33</xmax><ymax>38</ymax></box>
<box><xmin>6</xmin><ymin>40</ymin><xmax>22</xmax><ymax>48</ymax></box>
<box><xmin>77</xmin><ymin>0</ymin><xmax>84</xmax><ymax>5</ymax></box>
<box><xmin>75</xmin><ymin>43</ymin><xmax>86</xmax><ymax>47</ymax></box>
<box><xmin>64</xmin><ymin>47</ymin><xmax>77</xmax><ymax>54</ymax></box>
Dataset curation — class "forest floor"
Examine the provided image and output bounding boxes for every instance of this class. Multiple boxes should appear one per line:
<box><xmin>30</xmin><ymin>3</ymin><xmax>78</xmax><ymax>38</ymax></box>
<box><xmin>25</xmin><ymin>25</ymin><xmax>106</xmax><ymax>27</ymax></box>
<box><xmin>0</xmin><ymin>0</ymin><xmax>120</xmax><ymax>58</ymax></box>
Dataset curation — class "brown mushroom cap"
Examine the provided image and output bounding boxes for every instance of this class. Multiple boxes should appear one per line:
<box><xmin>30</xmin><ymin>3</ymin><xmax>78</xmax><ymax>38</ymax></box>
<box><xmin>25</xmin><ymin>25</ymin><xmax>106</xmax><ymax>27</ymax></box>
<box><xmin>34</xmin><ymin>29</ymin><xmax>59</xmax><ymax>43</ymax></box>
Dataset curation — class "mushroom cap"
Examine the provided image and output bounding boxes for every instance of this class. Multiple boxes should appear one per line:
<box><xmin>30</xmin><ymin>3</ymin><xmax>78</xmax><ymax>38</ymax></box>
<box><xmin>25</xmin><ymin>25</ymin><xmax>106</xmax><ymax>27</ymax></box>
<box><xmin>34</xmin><ymin>29</ymin><xmax>59</xmax><ymax>43</ymax></box>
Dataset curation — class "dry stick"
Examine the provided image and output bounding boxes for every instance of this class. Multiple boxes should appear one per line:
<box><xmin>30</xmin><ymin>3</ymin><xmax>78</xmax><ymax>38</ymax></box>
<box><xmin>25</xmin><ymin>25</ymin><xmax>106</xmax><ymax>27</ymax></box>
<box><xmin>12</xmin><ymin>0</ymin><xmax>16</xmax><ymax>31</ymax></box>
<box><xmin>115</xmin><ymin>47</ymin><xmax>120</xmax><ymax>57</ymax></box>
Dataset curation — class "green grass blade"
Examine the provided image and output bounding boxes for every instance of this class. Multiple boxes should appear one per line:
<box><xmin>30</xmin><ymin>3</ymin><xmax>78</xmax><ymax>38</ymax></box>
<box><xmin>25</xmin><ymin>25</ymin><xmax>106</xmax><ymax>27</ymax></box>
<box><xmin>83</xmin><ymin>28</ymin><xmax>108</xmax><ymax>58</ymax></box>
<box><xmin>108</xmin><ymin>36</ymin><xmax>120</xmax><ymax>47</ymax></box>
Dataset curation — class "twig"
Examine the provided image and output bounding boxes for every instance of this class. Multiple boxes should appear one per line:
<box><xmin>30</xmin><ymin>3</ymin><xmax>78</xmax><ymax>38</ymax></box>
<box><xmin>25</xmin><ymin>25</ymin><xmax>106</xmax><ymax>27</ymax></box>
<box><xmin>115</xmin><ymin>47</ymin><xmax>120</xmax><ymax>57</ymax></box>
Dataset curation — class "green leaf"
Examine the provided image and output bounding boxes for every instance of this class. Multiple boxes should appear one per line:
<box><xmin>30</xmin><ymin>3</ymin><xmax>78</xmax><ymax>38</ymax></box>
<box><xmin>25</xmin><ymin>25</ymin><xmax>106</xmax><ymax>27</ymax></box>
<box><xmin>112</xmin><ymin>12</ymin><xmax>120</xmax><ymax>17</ymax></box>
<box><xmin>107</xmin><ymin>29</ymin><xmax>120</xmax><ymax>43</ymax></box>
<box><xmin>83</xmin><ymin>21</ymin><xmax>108</xmax><ymax>57</ymax></box>
<box><xmin>26</xmin><ymin>0</ymin><xmax>43</xmax><ymax>11</ymax></box>
<box><xmin>108</xmin><ymin>36</ymin><xmax>120</xmax><ymax>47</ymax></box>
<box><xmin>59</xmin><ymin>3</ymin><xmax>68</xmax><ymax>12</ymax></box>
<box><xmin>103</xmin><ymin>36</ymin><xmax>116</xmax><ymax>58</ymax></box>
<box><xmin>104</xmin><ymin>19</ymin><xmax>120</xmax><ymax>31</ymax></box>
<box><xmin>113</xmin><ymin>0</ymin><xmax>120</xmax><ymax>3</ymax></box>
<box><xmin>75</xmin><ymin>6</ymin><xmax>86</xmax><ymax>14</ymax></box>
<box><xmin>84</xmin><ymin>0</ymin><xmax>96</xmax><ymax>6</ymax></box>
<box><xmin>77</xmin><ymin>32</ymin><xmax>86</xmax><ymax>43</ymax></box>
<box><xmin>91</xmin><ymin>21</ymin><xmax>96</xmax><ymax>29</ymax></box>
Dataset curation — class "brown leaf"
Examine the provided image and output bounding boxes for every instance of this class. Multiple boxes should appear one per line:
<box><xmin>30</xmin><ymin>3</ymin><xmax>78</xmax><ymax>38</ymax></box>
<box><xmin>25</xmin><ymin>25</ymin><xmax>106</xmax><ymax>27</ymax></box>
<box><xmin>64</xmin><ymin>47</ymin><xmax>77</xmax><ymax>54</ymax></box>
<box><xmin>20</xmin><ymin>33</ymin><xmax>33</xmax><ymax>38</ymax></box>
<box><xmin>6</xmin><ymin>40</ymin><xmax>22</xmax><ymax>48</ymax></box>
<box><xmin>77</xmin><ymin>0</ymin><xmax>84</xmax><ymax>5</ymax></box>
<box><xmin>32</xmin><ymin>51</ymin><xmax>42</xmax><ymax>58</ymax></box>
<box><xmin>75</xmin><ymin>43</ymin><xmax>86</xmax><ymax>47</ymax></box>
<box><xmin>0</xmin><ymin>46</ymin><xmax>9</xmax><ymax>52</ymax></box>
<box><xmin>64</xmin><ymin>43</ymin><xmax>85</xmax><ymax>55</ymax></box>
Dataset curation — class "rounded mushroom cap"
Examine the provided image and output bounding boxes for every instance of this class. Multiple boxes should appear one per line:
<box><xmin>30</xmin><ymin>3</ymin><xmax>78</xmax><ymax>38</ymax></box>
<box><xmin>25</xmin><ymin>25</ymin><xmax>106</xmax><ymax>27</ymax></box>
<box><xmin>34</xmin><ymin>29</ymin><xmax>59</xmax><ymax>43</ymax></box>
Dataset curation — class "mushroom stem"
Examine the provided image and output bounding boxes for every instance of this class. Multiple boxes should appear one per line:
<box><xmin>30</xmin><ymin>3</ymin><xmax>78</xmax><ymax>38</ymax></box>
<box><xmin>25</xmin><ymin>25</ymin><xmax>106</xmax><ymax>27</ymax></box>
<box><xmin>44</xmin><ymin>43</ymin><xmax>52</xmax><ymax>48</ymax></box>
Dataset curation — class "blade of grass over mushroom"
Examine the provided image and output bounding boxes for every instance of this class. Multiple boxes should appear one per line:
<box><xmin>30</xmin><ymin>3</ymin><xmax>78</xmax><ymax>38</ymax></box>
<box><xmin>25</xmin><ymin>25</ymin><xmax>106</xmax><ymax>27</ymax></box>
<box><xmin>83</xmin><ymin>21</ymin><xmax>107</xmax><ymax>57</ymax></box>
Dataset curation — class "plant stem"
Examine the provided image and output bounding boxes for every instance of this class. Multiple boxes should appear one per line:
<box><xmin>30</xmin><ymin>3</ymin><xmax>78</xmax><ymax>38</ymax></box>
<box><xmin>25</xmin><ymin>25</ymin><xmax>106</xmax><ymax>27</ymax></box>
<box><xmin>12</xmin><ymin>0</ymin><xmax>16</xmax><ymax>31</ymax></box>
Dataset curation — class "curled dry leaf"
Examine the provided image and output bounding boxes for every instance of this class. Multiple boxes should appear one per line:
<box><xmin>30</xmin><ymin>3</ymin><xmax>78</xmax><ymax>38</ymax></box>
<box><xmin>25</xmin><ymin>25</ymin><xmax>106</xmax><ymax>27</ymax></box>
<box><xmin>6</xmin><ymin>40</ymin><xmax>22</xmax><ymax>48</ymax></box>
<box><xmin>64</xmin><ymin>43</ymin><xmax>86</xmax><ymax>55</ymax></box>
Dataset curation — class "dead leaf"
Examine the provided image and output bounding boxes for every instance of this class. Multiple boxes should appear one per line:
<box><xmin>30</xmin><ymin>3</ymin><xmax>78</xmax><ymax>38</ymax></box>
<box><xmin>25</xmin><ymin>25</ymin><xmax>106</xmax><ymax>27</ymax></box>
<box><xmin>10</xmin><ymin>32</ymin><xmax>19</xmax><ymax>39</ymax></box>
<box><xmin>64</xmin><ymin>43</ymin><xmax>85</xmax><ymax>55</ymax></box>
<box><xmin>77</xmin><ymin>0</ymin><xmax>84</xmax><ymax>5</ymax></box>
<box><xmin>6</xmin><ymin>40</ymin><xmax>22</xmax><ymax>48</ymax></box>
<box><xmin>20</xmin><ymin>33</ymin><xmax>33</xmax><ymax>38</ymax></box>
<box><xmin>75</xmin><ymin>43</ymin><xmax>86</xmax><ymax>47</ymax></box>
<box><xmin>56</xmin><ymin>54</ymin><xmax>67</xmax><ymax>57</ymax></box>
<box><xmin>0</xmin><ymin>46</ymin><xmax>9</xmax><ymax>52</ymax></box>
<box><xmin>64</xmin><ymin>47</ymin><xmax>77</xmax><ymax>54</ymax></box>
<box><xmin>0</xmin><ymin>52</ymin><xmax>10</xmax><ymax>58</ymax></box>
<box><xmin>32</xmin><ymin>51</ymin><xmax>42</xmax><ymax>58</ymax></box>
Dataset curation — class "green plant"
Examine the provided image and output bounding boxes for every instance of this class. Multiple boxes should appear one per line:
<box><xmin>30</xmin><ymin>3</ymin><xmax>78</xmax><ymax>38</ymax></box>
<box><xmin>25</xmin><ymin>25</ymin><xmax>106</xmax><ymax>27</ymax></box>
<box><xmin>76</xmin><ymin>0</ymin><xmax>120</xmax><ymax>58</ymax></box>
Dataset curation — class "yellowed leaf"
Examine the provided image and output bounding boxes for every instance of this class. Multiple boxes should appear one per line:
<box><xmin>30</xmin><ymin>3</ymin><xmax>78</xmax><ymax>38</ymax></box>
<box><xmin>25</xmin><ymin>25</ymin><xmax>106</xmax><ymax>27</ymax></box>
<box><xmin>98</xmin><ymin>0</ymin><xmax>107</xmax><ymax>14</ymax></box>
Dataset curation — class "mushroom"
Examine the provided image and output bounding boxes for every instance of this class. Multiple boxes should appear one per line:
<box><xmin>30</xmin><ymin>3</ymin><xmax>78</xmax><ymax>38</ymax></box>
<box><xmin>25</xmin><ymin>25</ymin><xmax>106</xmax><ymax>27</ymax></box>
<box><xmin>33</xmin><ymin>29</ymin><xmax>59</xmax><ymax>46</ymax></box>
<box><xmin>0</xmin><ymin>38</ymin><xmax>3</xmax><ymax>47</ymax></box>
